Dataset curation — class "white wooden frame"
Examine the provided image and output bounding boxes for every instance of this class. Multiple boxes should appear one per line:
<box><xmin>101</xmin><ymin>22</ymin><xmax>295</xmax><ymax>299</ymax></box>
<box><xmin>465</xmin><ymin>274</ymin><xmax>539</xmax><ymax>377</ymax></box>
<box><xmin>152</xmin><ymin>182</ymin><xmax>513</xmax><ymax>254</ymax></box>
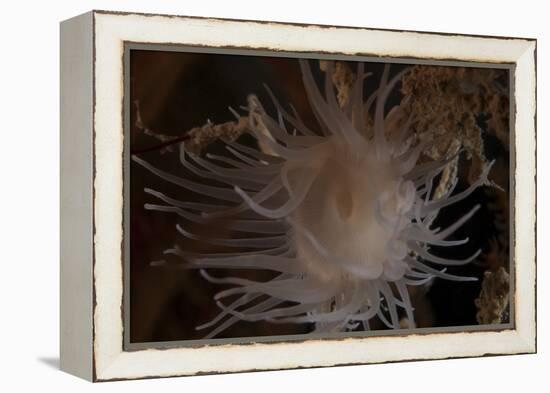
<box><xmin>60</xmin><ymin>10</ymin><xmax>536</xmax><ymax>382</ymax></box>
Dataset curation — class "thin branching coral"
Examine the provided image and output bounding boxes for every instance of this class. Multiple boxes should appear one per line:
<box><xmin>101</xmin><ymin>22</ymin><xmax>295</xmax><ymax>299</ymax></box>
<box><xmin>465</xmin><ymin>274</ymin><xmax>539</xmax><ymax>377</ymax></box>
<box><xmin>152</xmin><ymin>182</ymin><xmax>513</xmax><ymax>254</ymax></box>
<box><xmin>133</xmin><ymin>60</ymin><xmax>493</xmax><ymax>338</ymax></box>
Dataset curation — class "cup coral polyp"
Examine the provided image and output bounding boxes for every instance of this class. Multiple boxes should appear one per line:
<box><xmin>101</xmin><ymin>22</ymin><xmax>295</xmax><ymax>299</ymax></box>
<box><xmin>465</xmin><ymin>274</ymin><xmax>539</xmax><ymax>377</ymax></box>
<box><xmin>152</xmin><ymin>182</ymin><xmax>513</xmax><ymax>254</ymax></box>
<box><xmin>134</xmin><ymin>59</ymin><xmax>493</xmax><ymax>338</ymax></box>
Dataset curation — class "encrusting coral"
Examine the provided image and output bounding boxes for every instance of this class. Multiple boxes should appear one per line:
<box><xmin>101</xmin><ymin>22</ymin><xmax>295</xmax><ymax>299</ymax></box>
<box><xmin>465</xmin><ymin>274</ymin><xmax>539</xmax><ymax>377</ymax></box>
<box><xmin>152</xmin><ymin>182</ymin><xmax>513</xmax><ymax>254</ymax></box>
<box><xmin>399</xmin><ymin>65</ymin><xmax>509</xmax><ymax>185</ymax></box>
<box><xmin>475</xmin><ymin>266</ymin><xmax>510</xmax><ymax>324</ymax></box>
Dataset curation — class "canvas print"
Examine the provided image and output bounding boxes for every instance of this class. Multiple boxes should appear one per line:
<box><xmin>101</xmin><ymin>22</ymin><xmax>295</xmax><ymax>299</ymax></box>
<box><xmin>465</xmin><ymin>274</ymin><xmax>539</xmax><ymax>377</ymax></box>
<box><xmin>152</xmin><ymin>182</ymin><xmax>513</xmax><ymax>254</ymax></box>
<box><xmin>128</xmin><ymin>49</ymin><xmax>511</xmax><ymax>345</ymax></box>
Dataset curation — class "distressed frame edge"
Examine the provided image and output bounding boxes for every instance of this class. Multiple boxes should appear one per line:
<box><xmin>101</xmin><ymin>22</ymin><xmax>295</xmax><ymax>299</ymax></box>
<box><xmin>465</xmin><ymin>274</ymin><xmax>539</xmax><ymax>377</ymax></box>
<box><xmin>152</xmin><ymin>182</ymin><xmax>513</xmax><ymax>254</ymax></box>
<box><xmin>59</xmin><ymin>11</ymin><xmax>95</xmax><ymax>381</ymax></box>
<box><xmin>91</xmin><ymin>8</ymin><xmax>538</xmax><ymax>42</ymax></box>
<box><xmin>511</xmin><ymin>40</ymin><xmax>537</xmax><ymax>354</ymax></box>
<box><xmin>90</xmin><ymin>11</ymin><xmax>537</xmax><ymax>382</ymax></box>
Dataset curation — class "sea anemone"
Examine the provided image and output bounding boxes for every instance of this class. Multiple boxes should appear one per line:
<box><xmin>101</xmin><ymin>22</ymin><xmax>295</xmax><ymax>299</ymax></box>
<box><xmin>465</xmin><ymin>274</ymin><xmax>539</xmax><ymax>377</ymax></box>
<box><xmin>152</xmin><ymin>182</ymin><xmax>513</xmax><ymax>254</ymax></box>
<box><xmin>133</xmin><ymin>59</ymin><xmax>493</xmax><ymax>339</ymax></box>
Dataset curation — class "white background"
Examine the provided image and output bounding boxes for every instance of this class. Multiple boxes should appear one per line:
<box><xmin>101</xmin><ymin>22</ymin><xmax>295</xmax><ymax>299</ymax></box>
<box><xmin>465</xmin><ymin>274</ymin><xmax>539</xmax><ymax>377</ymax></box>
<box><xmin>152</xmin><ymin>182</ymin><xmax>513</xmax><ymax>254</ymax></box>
<box><xmin>0</xmin><ymin>0</ymin><xmax>546</xmax><ymax>391</ymax></box>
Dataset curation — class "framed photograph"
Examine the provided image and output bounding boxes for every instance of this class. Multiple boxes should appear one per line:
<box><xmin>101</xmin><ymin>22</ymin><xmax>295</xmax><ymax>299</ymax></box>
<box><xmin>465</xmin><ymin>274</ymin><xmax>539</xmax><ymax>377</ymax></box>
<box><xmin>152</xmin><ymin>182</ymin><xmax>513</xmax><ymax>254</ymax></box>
<box><xmin>60</xmin><ymin>10</ymin><xmax>536</xmax><ymax>381</ymax></box>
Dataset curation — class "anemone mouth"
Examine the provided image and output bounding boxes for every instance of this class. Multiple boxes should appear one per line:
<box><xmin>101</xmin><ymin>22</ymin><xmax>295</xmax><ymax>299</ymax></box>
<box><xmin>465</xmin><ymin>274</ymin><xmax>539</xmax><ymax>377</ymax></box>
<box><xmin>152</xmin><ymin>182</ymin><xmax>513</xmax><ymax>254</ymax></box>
<box><xmin>134</xmin><ymin>58</ymin><xmax>492</xmax><ymax>339</ymax></box>
<box><xmin>335</xmin><ymin>187</ymin><xmax>353</xmax><ymax>220</ymax></box>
